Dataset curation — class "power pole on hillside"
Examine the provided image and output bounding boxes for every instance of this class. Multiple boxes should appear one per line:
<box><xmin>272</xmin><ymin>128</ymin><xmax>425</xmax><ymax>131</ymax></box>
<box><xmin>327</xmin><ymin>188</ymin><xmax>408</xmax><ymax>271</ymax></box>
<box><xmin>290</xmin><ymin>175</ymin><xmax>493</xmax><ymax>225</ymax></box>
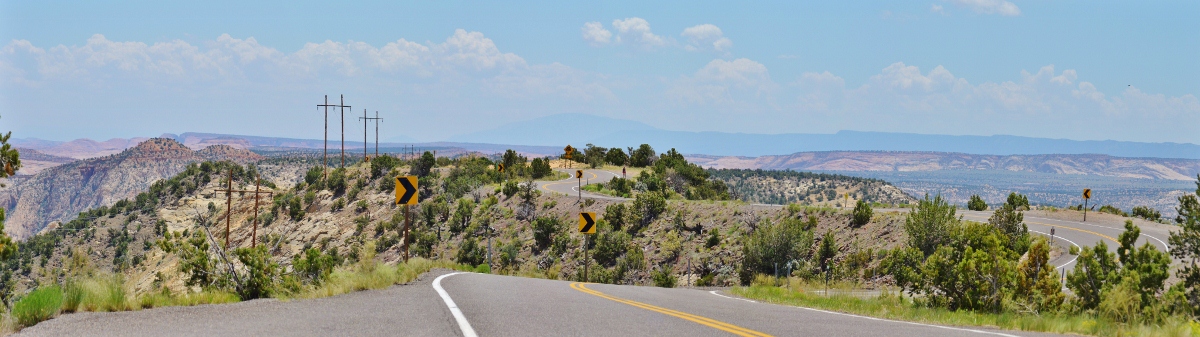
<box><xmin>359</xmin><ymin>110</ymin><xmax>383</xmax><ymax>160</ymax></box>
<box><xmin>213</xmin><ymin>169</ymin><xmax>273</xmax><ymax>249</ymax></box>
<box><xmin>248</xmin><ymin>173</ymin><xmax>273</xmax><ymax>248</ymax></box>
<box><xmin>317</xmin><ymin>96</ymin><xmax>337</xmax><ymax>179</ymax></box>
<box><xmin>337</xmin><ymin>95</ymin><xmax>351</xmax><ymax>168</ymax></box>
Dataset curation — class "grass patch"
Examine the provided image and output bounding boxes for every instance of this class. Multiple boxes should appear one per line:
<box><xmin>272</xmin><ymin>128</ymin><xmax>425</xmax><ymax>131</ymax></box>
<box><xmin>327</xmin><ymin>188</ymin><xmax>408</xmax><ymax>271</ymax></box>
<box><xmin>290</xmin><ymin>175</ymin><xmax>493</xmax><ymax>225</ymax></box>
<box><xmin>288</xmin><ymin>257</ymin><xmax>476</xmax><ymax>299</ymax></box>
<box><xmin>11</xmin><ymin>285</ymin><xmax>64</xmax><ymax>328</ymax></box>
<box><xmin>730</xmin><ymin>283</ymin><xmax>1197</xmax><ymax>337</ymax></box>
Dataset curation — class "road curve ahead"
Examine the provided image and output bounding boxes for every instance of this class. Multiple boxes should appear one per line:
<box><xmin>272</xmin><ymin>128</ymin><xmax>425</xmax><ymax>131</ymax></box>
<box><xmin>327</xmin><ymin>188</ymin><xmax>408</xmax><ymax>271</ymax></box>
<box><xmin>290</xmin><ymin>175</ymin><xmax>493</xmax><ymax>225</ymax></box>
<box><xmin>20</xmin><ymin>270</ymin><xmax>1066</xmax><ymax>336</ymax></box>
<box><xmin>536</xmin><ymin>168</ymin><xmax>626</xmax><ymax>201</ymax></box>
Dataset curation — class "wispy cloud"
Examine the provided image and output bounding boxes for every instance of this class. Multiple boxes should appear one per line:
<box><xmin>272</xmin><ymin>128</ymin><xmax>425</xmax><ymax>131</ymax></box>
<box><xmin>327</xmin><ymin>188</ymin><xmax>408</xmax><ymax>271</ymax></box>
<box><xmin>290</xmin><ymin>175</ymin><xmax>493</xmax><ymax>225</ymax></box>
<box><xmin>948</xmin><ymin>0</ymin><xmax>1021</xmax><ymax>16</ymax></box>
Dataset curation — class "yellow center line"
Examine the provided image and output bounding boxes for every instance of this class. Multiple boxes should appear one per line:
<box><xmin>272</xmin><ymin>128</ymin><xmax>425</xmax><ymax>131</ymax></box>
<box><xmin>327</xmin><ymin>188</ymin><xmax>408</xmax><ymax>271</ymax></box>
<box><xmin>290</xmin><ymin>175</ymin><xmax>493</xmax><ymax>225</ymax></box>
<box><xmin>1027</xmin><ymin>221</ymin><xmax>1119</xmax><ymax>244</ymax></box>
<box><xmin>570</xmin><ymin>282</ymin><xmax>772</xmax><ymax>337</ymax></box>
<box><xmin>962</xmin><ymin>215</ymin><xmax>1119</xmax><ymax>244</ymax></box>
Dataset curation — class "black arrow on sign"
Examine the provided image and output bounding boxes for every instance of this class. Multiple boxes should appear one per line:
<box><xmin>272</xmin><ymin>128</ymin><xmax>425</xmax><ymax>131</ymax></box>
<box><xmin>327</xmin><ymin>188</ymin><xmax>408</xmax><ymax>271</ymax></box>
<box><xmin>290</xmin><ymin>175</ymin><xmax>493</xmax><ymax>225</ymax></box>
<box><xmin>398</xmin><ymin>177</ymin><xmax>417</xmax><ymax>204</ymax></box>
<box><xmin>580</xmin><ymin>213</ymin><xmax>595</xmax><ymax>233</ymax></box>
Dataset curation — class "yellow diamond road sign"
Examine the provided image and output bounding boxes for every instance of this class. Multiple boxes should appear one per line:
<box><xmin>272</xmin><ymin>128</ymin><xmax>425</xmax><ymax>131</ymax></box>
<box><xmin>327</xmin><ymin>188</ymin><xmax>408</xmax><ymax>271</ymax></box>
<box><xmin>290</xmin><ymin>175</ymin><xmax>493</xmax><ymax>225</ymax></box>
<box><xmin>578</xmin><ymin>212</ymin><xmax>597</xmax><ymax>234</ymax></box>
<box><xmin>395</xmin><ymin>176</ymin><xmax>418</xmax><ymax>205</ymax></box>
<box><xmin>1083</xmin><ymin>188</ymin><xmax>1091</xmax><ymax>199</ymax></box>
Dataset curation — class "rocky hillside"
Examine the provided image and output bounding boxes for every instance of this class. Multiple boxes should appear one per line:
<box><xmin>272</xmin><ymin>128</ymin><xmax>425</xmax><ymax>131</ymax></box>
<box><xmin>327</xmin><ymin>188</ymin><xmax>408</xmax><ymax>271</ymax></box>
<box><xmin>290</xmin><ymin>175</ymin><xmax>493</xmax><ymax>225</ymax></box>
<box><xmin>689</xmin><ymin>151</ymin><xmax>1200</xmax><ymax>181</ymax></box>
<box><xmin>708</xmin><ymin>169</ymin><xmax>916</xmax><ymax>206</ymax></box>
<box><xmin>6</xmin><ymin>157</ymin><xmax>910</xmax><ymax>299</ymax></box>
<box><xmin>0</xmin><ymin>138</ymin><xmax>262</xmax><ymax>238</ymax></box>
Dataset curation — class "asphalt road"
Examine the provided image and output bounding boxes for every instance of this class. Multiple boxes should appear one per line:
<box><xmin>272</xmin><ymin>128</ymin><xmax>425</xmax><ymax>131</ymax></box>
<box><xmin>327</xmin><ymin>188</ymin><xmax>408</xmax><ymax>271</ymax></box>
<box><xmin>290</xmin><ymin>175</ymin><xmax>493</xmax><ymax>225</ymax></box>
<box><xmin>19</xmin><ymin>270</ymin><xmax>1066</xmax><ymax>337</ymax></box>
<box><xmin>535</xmin><ymin>168</ymin><xmax>625</xmax><ymax>201</ymax></box>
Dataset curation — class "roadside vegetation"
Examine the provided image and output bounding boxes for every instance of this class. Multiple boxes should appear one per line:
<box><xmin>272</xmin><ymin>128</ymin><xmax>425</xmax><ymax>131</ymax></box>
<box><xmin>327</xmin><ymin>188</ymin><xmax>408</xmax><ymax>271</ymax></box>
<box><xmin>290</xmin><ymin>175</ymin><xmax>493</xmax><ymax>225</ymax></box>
<box><xmin>728</xmin><ymin>177</ymin><xmax>1200</xmax><ymax>336</ymax></box>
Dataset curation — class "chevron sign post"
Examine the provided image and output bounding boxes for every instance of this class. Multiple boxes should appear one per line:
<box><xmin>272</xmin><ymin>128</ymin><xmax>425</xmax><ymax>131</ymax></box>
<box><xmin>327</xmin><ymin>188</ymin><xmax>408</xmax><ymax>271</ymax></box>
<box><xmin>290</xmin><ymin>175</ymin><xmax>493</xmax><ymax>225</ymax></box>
<box><xmin>395</xmin><ymin>175</ymin><xmax>419</xmax><ymax>262</ymax></box>
<box><xmin>395</xmin><ymin>176</ymin><xmax>418</xmax><ymax>205</ymax></box>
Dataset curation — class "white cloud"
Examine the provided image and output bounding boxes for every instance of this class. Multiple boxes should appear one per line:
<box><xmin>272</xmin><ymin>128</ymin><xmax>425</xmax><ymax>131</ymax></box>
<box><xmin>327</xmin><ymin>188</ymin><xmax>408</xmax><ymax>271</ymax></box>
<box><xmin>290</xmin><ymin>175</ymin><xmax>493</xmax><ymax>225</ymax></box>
<box><xmin>681</xmin><ymin>24</ymin><xmax>733</xmax><ymax>52</ymax></box>
<box><xmin>930</xmin><ymin>4</ymin><xmax>946</xmax><ymax>15</ymax></box>
<box><xmin>784</xmin><ymin>63</ymin><xmax>1200</xmax><ymax>141</ymax></box>
<box><xmin>581</xmin><ymin>22</ymin><xmax>612</xmax><ymax>46</ymax></box>
<box><xmin>612</xmin><ymin>17</ymin><xmax>666</xmax><ymax>48</ymax></box>
<box><xmin>949</xmin><ymin>0</ymin><xmax>1021</xmax><ymax>16</ymax></box>
<box><xmin>0</xmin><ymin>31</ymin><xmax>619</xmax><ymax>102</ymax></box>
<box><xmin>668</xmin><ymin>58</ymin><xmax>775</xmax><ymax>105</ymax></box>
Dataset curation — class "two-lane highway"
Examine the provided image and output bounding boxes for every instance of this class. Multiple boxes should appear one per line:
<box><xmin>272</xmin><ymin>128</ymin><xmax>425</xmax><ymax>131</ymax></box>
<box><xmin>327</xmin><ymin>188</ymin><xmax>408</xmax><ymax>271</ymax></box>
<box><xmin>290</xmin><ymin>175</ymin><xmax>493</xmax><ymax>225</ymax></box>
<box><xmin>536</xmin><ymin>168</ymin><xmax>626</xmax><ymax>201</ymax></box>
<box><xmin>435</xmin><ymin>271</ymin><xmax>1061</xmax><ymax>337</ymax></box>
<box><xmin>22</xmin><ymin>270</ymin><xmax>1067</xmax><ymax>336</ymax></box>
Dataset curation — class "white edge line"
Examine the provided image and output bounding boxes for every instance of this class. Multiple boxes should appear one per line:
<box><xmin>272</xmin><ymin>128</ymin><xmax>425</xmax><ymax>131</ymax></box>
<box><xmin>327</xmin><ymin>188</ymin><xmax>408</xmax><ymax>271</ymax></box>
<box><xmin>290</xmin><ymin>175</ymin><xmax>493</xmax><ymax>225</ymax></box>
<box><xmin>1029</xmin><ymin>230</ymin><xmax>1080</xmax><ymax>270</ymax></box>
<box><xmin>433</xmin><ymin>272</ymin><xmax>478</xmax><ymax>337</ymax></box>
<box><xmin>1001</xmin><ymin>214</ymin><xmax>1170</xmax><ymax>252</ymax></box>
<box><xmin>708</xmin><ymin>291</ymin><xmax>1021</xmax><ymax>337</ymax></box>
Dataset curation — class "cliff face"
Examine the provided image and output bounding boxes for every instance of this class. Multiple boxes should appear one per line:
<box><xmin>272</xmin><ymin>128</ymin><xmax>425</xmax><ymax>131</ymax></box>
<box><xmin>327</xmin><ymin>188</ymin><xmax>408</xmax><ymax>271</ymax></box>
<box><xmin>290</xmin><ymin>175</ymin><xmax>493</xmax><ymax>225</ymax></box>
<box><xmin>689</xmin><ymin>152</ymin><xmax>1200</xmax><ymax>181</ymax></box>
<box><xmin>0</xmin><ymin>138</ymin><xmax>262</xmax><ymax>239</ymax></box>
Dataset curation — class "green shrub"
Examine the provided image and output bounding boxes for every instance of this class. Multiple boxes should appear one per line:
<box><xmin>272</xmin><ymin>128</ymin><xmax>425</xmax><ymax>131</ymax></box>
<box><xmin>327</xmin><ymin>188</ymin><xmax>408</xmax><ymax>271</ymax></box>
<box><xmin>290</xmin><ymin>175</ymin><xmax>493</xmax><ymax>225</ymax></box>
<box><xmin>12</xmin><ymin>285</ymin><xmax>63</xmax><ymax>328</ymax></box>
<box><xmin>592</xmin><ymin>228</ymin><xmax>630</xmax><ymax>267</ymax></box>
<box><xmin>532</xmin><ymin>216</ymin><xmax>564</xmax><ymax>252</ymax></box>
<box><xmin>630</xmin><ymin>191</ymin><xmax>667</xmax><ymax>230</ymax></box>
<box><xmin>502</xmin><ymin>180</ymin><xmax>518</xmax><ymax>199</ymax></box>
<box><xmin>1005</xmin><ymin>192</ymin><xmax>1029</xmax><ymax>210</ymax></box>
<box><xmin>293</xmin><ymin>247</ymin><xmax>337</xmax><ymax>285</ymax></box>
<box><xmin>904</xmin><ymin>194</ymin><xmax>959</xmax><ymax>257</ymax></box>
<box><xmin>327</xmin><ymin>168</ymin><xmax>347</xmax><ymax>195</ymax></box>
<box><xmin>740</xmin><ymin>219</ymin><xmax>813</xmax><ymax>285</ymax></box>
<box><xmin>652</xmin><ymin>267</ymin><xmax>676</xmax><ymax>288</ymax></box>
<box><xmin>851</xmin><ymin>199</ymin><xmax>872</xmax><ymax>226</ymax></box>
<box><xmin>233</xmin><ymin>245</ymin><xmax>281</xmax><ymax>300</ymax></box>
<box><xmin>1131</xmin><ymin>206</ymin><xmax>1160</xmax><ymax>221</ymax></box>
<box><xmin>1098</xmin><ymin>205</ymin><xmax>1128</xmax><ymax>217</ymax></box>
<box><xmin>705</xmin><ymin>229</ymin><xmax>720</xmax><ymax>248</ymax></box>
<box><xmin>967</xmin><ymin>195</ymin><xmax>987</xmax><ymax>211</ymax></box>
<box><xmin>456</xmin><ymin>237</ymin><xmax>486</xmax><ymax>267</ymax></box>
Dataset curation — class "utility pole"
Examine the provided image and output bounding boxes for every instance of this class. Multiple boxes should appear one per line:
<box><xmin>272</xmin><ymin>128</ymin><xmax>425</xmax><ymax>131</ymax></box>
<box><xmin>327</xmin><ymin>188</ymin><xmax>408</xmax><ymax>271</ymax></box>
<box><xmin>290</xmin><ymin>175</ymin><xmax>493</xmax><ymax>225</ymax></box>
<box><xmin>338</xmin><ymin>95</ymin><xmax>351</xmax><ymax>168</ymax></box>
<box><xmin>249</xmin><ymin>173</ymin><xmax>273</xmax><ymax>248</ymax></box>
<box><xmin>212</xmin><ymin>169</ymin><xmax>271</xmax><ymax>249</ymax></box>
<box><xmin>359</xmin><ymin>110</ymin><xmax>382</xmax><ymax>160</ymax></box>
<box><xmin>317</xmin><ymin>95</ymin><xmax>336</xmax><ymax>180</ymax></box>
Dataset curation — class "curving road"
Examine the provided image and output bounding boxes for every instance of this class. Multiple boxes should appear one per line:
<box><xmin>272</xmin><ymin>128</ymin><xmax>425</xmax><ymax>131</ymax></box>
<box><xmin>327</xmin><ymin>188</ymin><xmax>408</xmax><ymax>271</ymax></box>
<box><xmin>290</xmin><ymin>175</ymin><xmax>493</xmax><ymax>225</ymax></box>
<box><xmin>20</xmin><ymin>270</ymin><xmax>1066</xmax><ymax>336</ymax></box>
<box><xmin>535</xmin><ymin>168</ymin><xmax>626</xmax><ymax>201</ymax></box>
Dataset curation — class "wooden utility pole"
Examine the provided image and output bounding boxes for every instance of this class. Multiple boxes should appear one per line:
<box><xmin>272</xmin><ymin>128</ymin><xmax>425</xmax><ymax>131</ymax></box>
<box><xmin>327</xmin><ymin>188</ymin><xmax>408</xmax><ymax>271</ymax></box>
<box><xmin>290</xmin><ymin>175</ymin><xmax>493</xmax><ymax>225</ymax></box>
<box><xmin>359</xmin><ymin>110</ymin><xmax>382</xmax><ymax>160</ymax></box>
<box><xmin>213</xmin><ymin>168</ymin><xmax>272</xmax><ymax>249</ymax></box>
<box><xmin>338</xmin><ymin>95</ymin><xmax>351</xmax><ymax>168</ymax></box>
<box><xmin>249</xmin><ymin>173</ymin><xmax>273</xmax><ymax>248</ymax></box>
<box><xmin>317</xmin><ymin>95</ymin><xmax>336</xmax><ymax>179</ymax></box>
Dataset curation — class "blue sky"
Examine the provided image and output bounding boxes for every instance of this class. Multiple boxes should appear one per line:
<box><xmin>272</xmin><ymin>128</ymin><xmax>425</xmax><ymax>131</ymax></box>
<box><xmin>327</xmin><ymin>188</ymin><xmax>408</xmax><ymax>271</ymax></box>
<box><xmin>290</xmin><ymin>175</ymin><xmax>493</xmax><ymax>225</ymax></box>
<box><xmin>1</xmin><ymin>0</ymin><xmax>1197</xmax><ymax>144</ymax></box>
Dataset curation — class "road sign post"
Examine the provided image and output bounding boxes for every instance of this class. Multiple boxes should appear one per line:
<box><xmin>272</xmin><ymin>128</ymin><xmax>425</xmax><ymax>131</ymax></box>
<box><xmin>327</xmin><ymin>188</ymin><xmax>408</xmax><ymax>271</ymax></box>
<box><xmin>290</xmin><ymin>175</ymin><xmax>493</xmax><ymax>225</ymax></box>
<box><xmin>1082</xmin><ymin>188</ymin><xmax>1092</xmax><ymax>221</ymax></box>
<box><xmin>395</xmin><ymin>176</ymin><xmax>419</xmax><ymax>261</ymax></box>
<box><xmin>579</xmin><ymin>212</ymin><xmax>596</xmax><ymax>281</ymax></box>
<box><xmin>576</xmin><ymin>169</ymin><xmax>583</xmax><ymax>204</ymax></box>
<box><xmin>1050</xmin><ymin>227</ymin><xmax>1055</xmax><ymax>245</ymax></box>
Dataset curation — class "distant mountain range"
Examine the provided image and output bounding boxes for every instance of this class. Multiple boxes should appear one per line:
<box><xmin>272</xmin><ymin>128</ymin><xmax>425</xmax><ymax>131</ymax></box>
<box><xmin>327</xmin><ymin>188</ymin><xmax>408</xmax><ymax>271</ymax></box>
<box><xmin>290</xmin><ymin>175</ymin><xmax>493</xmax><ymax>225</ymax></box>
<box><xmin>450</xmin><ymin>114</ymin><xmax>1200</xmax><ymax>159</ymax></box>
<box><xmin>688</xmin><ymin>152</ymin><xmax>1200</xmax><ymax>181</ymax></box>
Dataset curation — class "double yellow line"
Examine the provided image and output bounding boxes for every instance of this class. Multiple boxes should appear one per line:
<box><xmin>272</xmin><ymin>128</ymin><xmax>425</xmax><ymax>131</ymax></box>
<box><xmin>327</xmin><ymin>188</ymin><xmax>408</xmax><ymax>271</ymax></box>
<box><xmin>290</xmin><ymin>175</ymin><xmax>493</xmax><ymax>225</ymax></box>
<box><xmin>569</xmin><ymin>282</ymin><xmax>771</xmax><ymax>337</ymax></box>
